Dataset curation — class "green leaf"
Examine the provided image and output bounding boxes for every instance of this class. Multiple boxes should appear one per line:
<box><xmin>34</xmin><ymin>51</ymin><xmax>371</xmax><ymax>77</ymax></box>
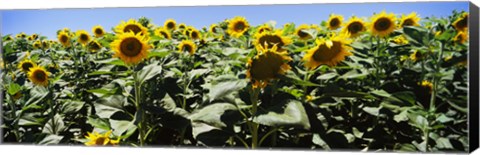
<box><xmin>189</xmin><ymin>69</ymin><xmax>210</xmax><ymax>81</ymax></box>
<box><xmin>87</xmin><ymin>116</ymin><xmax>111</xmax><ymax>131</ymax></box>
<box><xmin>191</xmin><ymin>122</ymin><xmax>232</xmax><ymax>146</ymax></box>
<box><xmin>148</xmin><ymin>49</ymin><xmax>170</xmax><ymax>58</ymax></box>
<box><xmin>136</xmin><ymin>62</ymin><xmax>163</xmax><ymax>85</ymax></box>
<box><xmin>7</xmin><ymin>83</ymin><xmax>21</xmax><ymax>95</ymax></box>
<box><xmin>38</xmin><ymin>134</ymin><xmax>64</xmax><ymax>145</ymax></box>
<box><xmin>25</xmin><ymin>86</ymin><xmax>49</xmax><ymax>108</ymax></box>
<box><xmin>207</xmin><ymin>80</ymin><xmax>247</xmax><ymax>102</ymax></box>
<box><xmin>370</xmin><ymin>89</ymin><xmax>391</xmax><ymax>98</ymax></box>
<box><xmin>110</xmin><ymin>119</ymin><xmax>136</xmax><ymax>137</ymax></box>
<box><xmin>394</xmin><ymin>110</ymin><xmax>409</xmax><ymax>122</ymax></box>
<box><xmin>339</xmin><ymin>69</ymin><xmax>369</xmax><ymax>79</ymax></box>
<box><xmin>362</xmin><ymin>107</ymin><xmax>380</xmax><ymax>116</ymax></box>
<box><xmin>435</xmin><ymin>114</ymin><xmax>454</xmax><ymax>123</ymax></box>
<box><xmin>42</xmin><ymin>114</ymin><xmax>66</xmax><ymax>134</ymax></box>
<box><xmin>436</xmin><ymin>137</ymin><xmax>454</xmax><ymax>149</ymax></box>
<box><xmin>403</xmin><ymin>26</ymin><xmax>428</xmax><ymax>46</ymax></box>
<box><xmin>254</xmin><ymin>99</ymin><xmax>310</xmax><ymax>129</ymax></box>
<box><xmin>94</xmin><ymin>95</ymin><xmax>125</xmax><ymax>118</ymax></box>
<box><xmin>282</xmin><ymin>72</ymin><xmax>321</xmax><ymax>87</ymax></box>
<box><xmin>316</xmin><ymin>72</ymin><xmax>338</xmax><ymax>80</ymax></box>
<box><xmin>18</xmin><ymin>113</ymin><xmax>44</xmax><ymax>126</ymax></box>
<box><xmin>312</xmin><ymin>133</ymin><xmax>331</xmax><ymax>150</ymax></box>
<box><xmin>61</xmin><ymin>101</ymin><xmax>84</xmax><ymax>114</ymax></box>
<box><xmin>189</xmin><ymin>103</ymin><xmax>241</xmax><ymax>128</ymax></box>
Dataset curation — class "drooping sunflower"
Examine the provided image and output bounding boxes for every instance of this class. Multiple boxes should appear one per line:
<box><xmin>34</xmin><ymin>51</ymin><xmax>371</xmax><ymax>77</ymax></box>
<box><xmin>303</xmin><ymin>33</ymin><xmax>353</xmax><ymax>69</ymax></box>
<box><xmin>253</xmin><ymin>30</ymin><xmax>292</xmax><ymax>51</ymax></box>
<box><xmin>453</xmin><ymin>31</ymin><xmax>467</xmax><ymax>44</ymax></box>
<box><xmin>189</xmin><ymin>29</ymin><xmax>202</xmax><ymax>40</ymax></box>
<box><xmin>327</xmin><ymin>14</ymin><xmax>344</xmax><ymax>30</ymax></box>
<box><xmin>84</xmin><ymin>130</ymin><xmax>120</xmax><ymax>146</ymax></box>
<box><xmin>115</xmin><ymin>19</ymin><xmax>149</xmax><ymax>36</ymax></box>
<box><xmin>154</xmin><ymin>27</ymin><xmax>172</xmax><ymax>39</ymax></box>
<box><xmin>33</xmin><ymin>40</ymin><xmax>42</xmax><ymax>49</ymax></box>
<box><xmin>341</xmin><ymin>16</ymin><xmax>366</xmax><ymax>38</ymax></box>
<box><xmin>399</xmin><ymin>12</ymin><xmax>421</xmax><ymax>27</ymax></box>
<box><xmin>369</xmin><ymin>11</ymin><xmax>397</xmax><ymax>37</ymax></box>
<box><xmin>110</xmin><ymin>31</ymin><xmax>151</xmax><ymax>64</ymax></box>
<box><xmin>76</xmin><ymin>30</ymin><xmax>91</xmax><ymax>46</ymax></box>
<box><xmin>164</xmin><ymin>19</ymin><xmax>177</xmax><ymax>31</ymax></box>
<box><xmin>27</xmin><ymin>66</ymin><xmax>50</xmax><ymax>87</ymax></box>
<box><xmin>452</xmin><ymin>12</ymin><xmax>468</xmax><ymax>32</ymax></box>
<box><xmin>57</xmin><ymin>31</ymin><xmax>71</xmax><ymax>47</ymax></box>
<box><xmin>295</xmin><ymin>24</ymin><xmax>312</xmax><ymax>40</ymax></box>
<box><xmin>92</xmin><ymin>25</ymin><xmax>105</xmax><ymax>38</ymax></box>
<box><xmin>227</xmin><ymin>16</ymin><xmax>250</xmax><ymax>38</ymax></box>
<box><xmin>88</xmin><ymin>40</ymin><xmax>102</xmax><ymax>52</ymax></box>
<box><xmin>42</xmin><ymin>40</ymin><xmax>50</xmax><ymax>49</ymax></box>
<box><xmin>18</xmin><ymin>59</ymin><xmax>37</xmax><ymax>73</ymax></box>
<box><xmin>256</xmin><ymin>24</ymin><xmax>273</xmax><ymax>34</ymax></box>
<box><xmin>178</xmin><ymin>40</ymin><xmax>197</xmax><ymax>55</ymax></box>
<box><xmin>246</xmin><ymin>44</ymin><xmax>292</xmax><ymax>89</ymax></box>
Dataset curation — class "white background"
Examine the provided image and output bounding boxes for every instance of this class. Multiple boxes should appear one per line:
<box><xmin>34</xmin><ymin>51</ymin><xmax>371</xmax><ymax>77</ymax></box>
<box><xmin>0</xmin><ymin>0</ymin><xmax>479</xmax><ymax>155</ymax></box>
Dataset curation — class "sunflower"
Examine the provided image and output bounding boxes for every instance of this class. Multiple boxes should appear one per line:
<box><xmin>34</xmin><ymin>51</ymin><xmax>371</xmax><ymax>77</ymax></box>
<box><xmin>57</xmin><ymin>31</ymin><xmax>71</xmax><ymax>47</ymax></box>
<box><xmin>27</xmin><ymin>36</ymin><xmax>34</xmax><ymax>41</ymax></box>
<box><xmin>76</xmin><ymin>30</ymin><xmax>91</xmax><ymax>46</ymax></box>
<box><xmin>18</xmin><ymin>59</ymin><xmax>37</xmax><ymax>72</ymax></box>
<box><xmin>369</xmin><ymin>11</ymin><xmax>397</xmax><ymax>37</ymax></box>
<box><xmin>189</xmin><ymin>29</ymin><xmax>202</xmax><ymax>40</ymax></box>
<box><xmin>88</xmin><ymin>40</ymin><xmax>102</xmax><ymax>52</ymax></box>
<box><xmin>452</xmin><ymin>12</ymin><xmax>468</xmax><ymax>32</ymax></box>
<box><xmin>183</xmin><ymin>26</ymin><xmax>195</xmax><ymax>36</ymax></box>
<box><xmin>209</xmin><ymin>24</ymin><xmax>220</xmax><ymax>33</ymax></box>
<box><xmin>303</xmin><ymin>33</ymin><xmax>353</xmax><ymax>69</ymax></box>
<box><xmin>246</xmin><ymin>44</ymin><xmax>292</xmax><ymax>89</ymax></box>
<box><xmin>178</xmin><ymin>40</ymin><xmax>196</xmax><ymax>55</ymax></box>
<box><xmin>154</xmin><ymin>27</ymin><xmax>172</xmax><ymax>39</ymax></box>
<box><xmin>419</xmin><ymin>80</ymin><xmax>433</xmax><ymax>93</ymax></box>
<box><xmin>178</xmin><ymin>23</ymin><xmax>186</xmax><ymax>29</ymax></box>
<box><xmin>84</xmin><ymin>130</ymin><xmax>120</xmax><ymax>146</ymax></box>
<box><xmin>92</xmin><ymin>25</ymin><xmax>105</xmax><ymax>38</ymax></box>
<box><xmin>341</xmin><ymin>16</ymin><xmax>366</xmax><ymax>38</ymax></box>
<box><xmin>253</xmin><ymin>30</ymin><xmax>292</xmax><ymax>51</ymax></box>
<box><xmin>111</xmin><ymin>31</ymin><xmax>151</xmax><ymax>64</ymax></box>
<box><xmin>164</xmin><ymin>19</ymin><xmax>177</xmax><ymax>31</ymax></box>
<box><xmin>32</xmin><ymin>34</ymin><xmax>38</xmax><ymax>39</ymax></box>
<box><xmin>409</xmin><ymin>50</ymin><xmax>423</xmax><ymax>62</ymax></box>
<box><xmin>16</xmin><ymin>32</ymin><xmax>26</xmax><ymax>39</ymax></box>
<box><xmin>42</xmin><ymin>40</ymin><xmax>50</xmax><ymax>49</ymax></box>
<box><xmin>256</xmin><ymin>24</ymin><xmax>273</xmax><ymax>34</ymax></box>
<box><xmin>453</xmin><ymin>31</ymin><xmax>467</xmax><ymax>44</ymax></box>
<box><xmin>295</xmin><ymin>24</ymin><xmax>312</xmax><ymax>40</ymax></box>
<box><xmin>115</xmin><ymin>19</ymin><xmax>149</xmax><ymax>36</ymax></box>
<box><xmin>27</xmin><ymin>66</ymin><xmax>50</xmax><ymax>87</ymax></box>
<box><xmin>227</xmin><ymin>16</ymin><xmax>250</xmax><ymax>38</ymax></box>
<box><xmin>399</xmin><ymin>12</ymin><xmax>421</xmax><ymax>27</ymax></box>
<box><xmin>391</xmin><ymin>35</ymin><xmax>409</xmax><ymax>45</ymax></box>
<box><xmin>5</xmin><ymin>36</ymin><xmax>13</xmax><ymax>41</ymax></box>
<box><xmin>33</xmin><ymin>40</ymin><xmax>42</xmax><ymax>49</ymax></box>
<box><xmin>327</xmin><ymin>14</ymin><xmax>344</xmax><ymax>30</ymax></box>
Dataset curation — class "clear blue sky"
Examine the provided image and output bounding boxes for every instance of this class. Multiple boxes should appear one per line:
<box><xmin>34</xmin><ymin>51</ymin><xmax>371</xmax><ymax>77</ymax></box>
<box><xmin>1</xmin><ymin>1</ymin><xmax>469</xmax><ymax>39</ymax></box>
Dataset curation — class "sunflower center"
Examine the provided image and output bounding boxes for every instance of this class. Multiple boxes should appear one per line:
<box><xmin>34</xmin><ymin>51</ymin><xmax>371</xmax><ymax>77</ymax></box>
<box><xmin>124</xmin><ymin>24</ymin><xmax>141</xmax><ymax>34</ymax></box>
<box><xmin>402</xmin><ymin>19</ymin><xmax>414</xmax><ymax>27</ymax></box>
<box><xmin>95</xmin><ymin>28</ymin><xmax>104</xmax><ymax>35</ymax></box>
<box><xmin>182</xmin><ymin>44</ymin><xmax>192</xmax><ymax>53</ymax></box>
<box><xmin>80</xmin><ymin>34</ymin><xmax>89</xmax><ymax>41</ymax></box>
<box><xmin>258</xmin><ymin>35</ymin><xmax>284</xmax><ymax>48</ymax></box>
<box><xmin>211</xmin><ymin>27</ymin><xmax>217</xmax><ymax>33</ymax></box>
<box><xmin>60</xmin><ymin>35</ymin><xmax>69</xmax><ymax>43</ymax></box>
<box><xmin>347</xmin><ymin>22</ymin><xmax>364</xmax><ymax>34</ymax></box>
<box><xmin>89</xmin><ymin>42</ymin><xmax>101</xmax><ymax>50</ymax></box>
<box><xmin>34</xmin><ymin>70</ymin><xmax>46</xmax><ymax>82</ymax></box>
<box><xmin>374</xmin><ymin>17</ymin><xmax>392</xmax><ymax>31</ymax></box>
<box><xmin>191</xmin><ymin>31</ymin><xmax>199</xmax><ymax>39</ymax></box>
<box><xmin>120</xmin><ymin>37</ymin><xmax>143</xmax><ymax>57</ymax></box>
<box><xmin>234</xmin><ymin>22</ymin><xmax>246</xmax><ymax>32</ymax></box>
<box><xmin>312</xmin><ymin>41</ymin><xmax>342</xmax><ymax>62</ymax></box>
<box><xmin>330</xmin><ymin>18</ymin><xmax>340</xmax><ymax>27</ymax></box>
<box><xmin>250</xmin><ymin>52</ymin><xmax>284</xmax><ymax>80</ymax></box>
<box><xmin>95</xmin><ymin>137</ymin><xmax>107</xmax><ymax>145</ymax></box>
<box><xmin>297</xmin><ymin>29</ymin><xmax>309</xmax><ymax>38</ymax></box>
<box><xmin>457</xmin><ymin>17</ymin><xmax>468</xmax><ymax>29</ymax></box>
<box><xmin>167</xmin><ymin>22</ymin><xmax>175</xmax><ymax>29</ymax></box>
<box><xmin>22</xmin><ymin>63</ymin><xmax>33</xmax><ymax>71</ymax></box>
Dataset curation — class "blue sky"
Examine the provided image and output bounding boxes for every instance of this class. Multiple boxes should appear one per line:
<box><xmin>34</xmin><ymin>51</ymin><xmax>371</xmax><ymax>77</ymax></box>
<box><xmin>1</xmin><ymin>1</ymin><xmax>469</xmax><ymax>39</ymax></box>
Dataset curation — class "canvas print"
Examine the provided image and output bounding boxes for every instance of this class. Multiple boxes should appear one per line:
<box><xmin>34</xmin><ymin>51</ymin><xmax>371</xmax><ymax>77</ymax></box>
<box><xmin>0</xmin><ymin>1</ymin><xmax>476</xmax><ymax>153</ymax></box>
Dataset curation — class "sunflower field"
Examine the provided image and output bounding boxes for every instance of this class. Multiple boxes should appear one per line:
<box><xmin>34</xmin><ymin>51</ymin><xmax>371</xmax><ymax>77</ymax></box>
<box><xmin>0</xmin><ymin>10</ymin><xmax>470</xmax><ymax>153</ymax></box>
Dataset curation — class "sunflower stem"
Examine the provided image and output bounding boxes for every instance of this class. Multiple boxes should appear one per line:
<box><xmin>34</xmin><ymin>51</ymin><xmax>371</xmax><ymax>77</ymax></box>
<box><xmin>249</xmin><ymin>87</ymin><xmax>260</xmax><ymax>149</ymax></box>
<box><xmin>132</xmin><ymin>66</ymin><xmax>146</xmax><ymax>146</ymax></box>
